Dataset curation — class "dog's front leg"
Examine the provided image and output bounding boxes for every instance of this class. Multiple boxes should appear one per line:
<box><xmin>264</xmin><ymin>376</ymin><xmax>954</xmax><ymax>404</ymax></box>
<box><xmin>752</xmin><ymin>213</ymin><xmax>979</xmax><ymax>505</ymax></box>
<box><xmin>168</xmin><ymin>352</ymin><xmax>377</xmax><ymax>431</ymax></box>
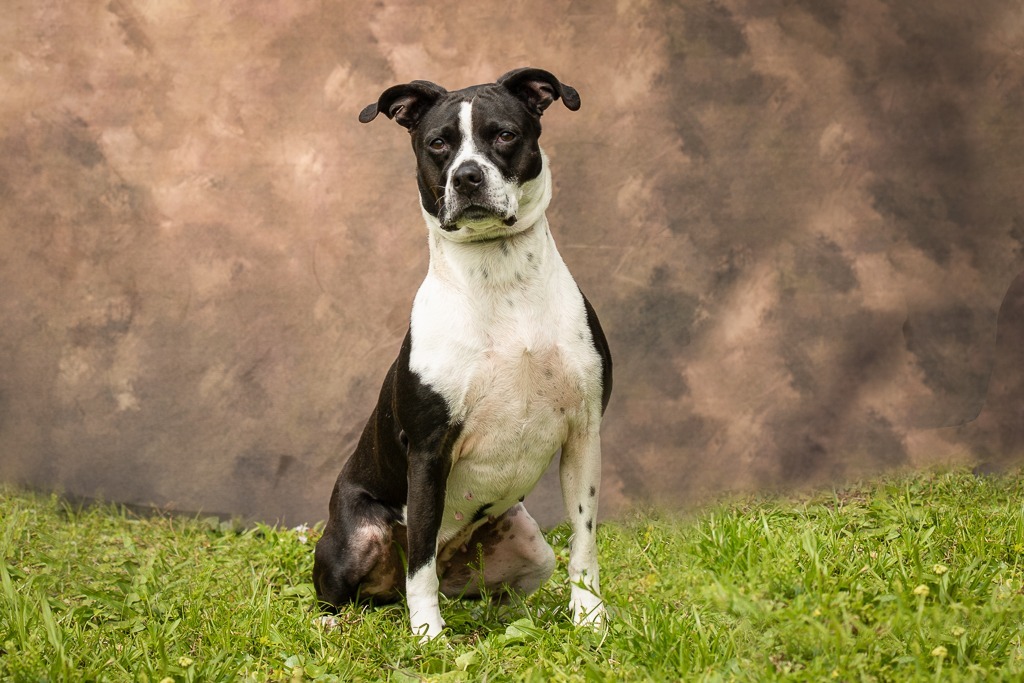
<box><xmin>405</xmin><ymin>447</ymin><xmax>451</xmax><ymax>641</ymax></box>
<box><xmin>560</xmin><ymin>420</ymin><xmax>605</xmax><ymax>627</ymax></box>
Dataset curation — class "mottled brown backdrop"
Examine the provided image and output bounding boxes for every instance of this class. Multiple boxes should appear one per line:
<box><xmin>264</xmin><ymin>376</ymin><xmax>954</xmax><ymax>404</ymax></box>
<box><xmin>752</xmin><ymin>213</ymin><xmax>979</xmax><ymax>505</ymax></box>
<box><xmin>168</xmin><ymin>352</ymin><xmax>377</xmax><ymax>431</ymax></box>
<box><xmin>2</xmin><ymin>0</ymin><xmax>1023</xmax><ymax>525</ymax></box>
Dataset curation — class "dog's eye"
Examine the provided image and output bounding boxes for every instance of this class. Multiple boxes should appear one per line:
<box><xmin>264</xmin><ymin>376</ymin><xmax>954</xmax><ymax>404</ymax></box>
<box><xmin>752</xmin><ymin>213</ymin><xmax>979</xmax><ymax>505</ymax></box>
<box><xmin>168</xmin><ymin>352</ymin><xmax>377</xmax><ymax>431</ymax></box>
<box><xmin>428</xmin><ymin>138</ymin><xmax>447</xmax><ymax>152</ymax></box>
<box><xmin>497</xmin><ymin>131</ymin><xmax>517</xmax><ymax>143</ymax></box>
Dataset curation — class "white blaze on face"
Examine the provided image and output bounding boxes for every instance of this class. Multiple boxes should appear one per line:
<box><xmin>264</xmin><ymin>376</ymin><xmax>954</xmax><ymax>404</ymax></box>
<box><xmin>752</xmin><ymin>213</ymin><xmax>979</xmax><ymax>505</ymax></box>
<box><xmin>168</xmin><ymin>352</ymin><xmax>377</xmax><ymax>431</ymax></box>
<box><xmin>449</xmin><ymin>101</ymin><xmax>479</xmax><ymax>172</ymax></box>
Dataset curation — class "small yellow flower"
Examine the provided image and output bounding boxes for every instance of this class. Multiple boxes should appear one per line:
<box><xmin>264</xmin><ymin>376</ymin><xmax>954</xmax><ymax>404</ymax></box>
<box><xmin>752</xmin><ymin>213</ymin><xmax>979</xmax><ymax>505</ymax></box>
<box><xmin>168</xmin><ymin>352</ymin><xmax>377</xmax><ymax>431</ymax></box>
<box><xmin>913</xmin><ymin>584</ymin><xmax>930</xmax><ymax>597</ymax></box>
<box><xmin>178</xmin><ymin>656</ymin><xmax>194</xmax><ymax>667</ymax></box>
<box><xmin>951</xmin><ymin>626</ymin><xmax>966</xmax><ymax>637</ymax></box>
<box><xmin>931</xmin><ymin>646</ymin><xmax>948</xmax><ymax>658</ymax></box>
<box><xmin>933</xmin><ymin>564</ymin><xmax>948</xmax><ymax>575</ymax></box>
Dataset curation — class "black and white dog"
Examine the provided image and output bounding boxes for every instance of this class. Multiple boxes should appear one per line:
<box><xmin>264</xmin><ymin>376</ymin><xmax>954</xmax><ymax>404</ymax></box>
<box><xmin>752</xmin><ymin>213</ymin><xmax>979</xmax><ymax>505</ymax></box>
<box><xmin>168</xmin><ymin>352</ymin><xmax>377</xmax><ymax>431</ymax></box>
<box><xmin>313</xmin><ymin>68</ymin><xmax>612</xmax><ymax>641</ymax></box>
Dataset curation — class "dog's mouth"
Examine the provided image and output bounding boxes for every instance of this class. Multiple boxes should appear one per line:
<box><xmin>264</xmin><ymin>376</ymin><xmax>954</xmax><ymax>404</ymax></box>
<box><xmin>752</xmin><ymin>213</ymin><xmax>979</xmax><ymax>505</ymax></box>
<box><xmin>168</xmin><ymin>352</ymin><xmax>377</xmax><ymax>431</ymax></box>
<box><xmin>440</xmin><ymin>206</ymin><xmax>517</xmax><ymax>233</ymax></box>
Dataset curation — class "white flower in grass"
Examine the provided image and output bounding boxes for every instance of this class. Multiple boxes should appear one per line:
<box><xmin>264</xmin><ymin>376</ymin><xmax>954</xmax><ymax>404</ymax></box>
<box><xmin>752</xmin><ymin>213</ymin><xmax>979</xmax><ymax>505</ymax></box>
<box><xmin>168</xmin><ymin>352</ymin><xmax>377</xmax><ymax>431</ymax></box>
<box><xmin>292</xmin><ymin>524</ymin><xmax>310</xmax><ymax>544</ymax></box>
<box><xmin>314</xmin><ymin>615</ymin><xmax>341</xmax><ymax>630</ymax></box>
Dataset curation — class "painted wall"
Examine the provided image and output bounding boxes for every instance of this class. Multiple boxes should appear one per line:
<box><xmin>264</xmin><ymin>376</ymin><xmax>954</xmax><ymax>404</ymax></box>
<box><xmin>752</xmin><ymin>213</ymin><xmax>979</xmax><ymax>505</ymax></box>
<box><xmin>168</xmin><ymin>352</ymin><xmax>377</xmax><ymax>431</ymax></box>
<box><xmin>2</xmin><ymin>0</ymin><xmax>1022</xmax><ymax>525</ymax></box>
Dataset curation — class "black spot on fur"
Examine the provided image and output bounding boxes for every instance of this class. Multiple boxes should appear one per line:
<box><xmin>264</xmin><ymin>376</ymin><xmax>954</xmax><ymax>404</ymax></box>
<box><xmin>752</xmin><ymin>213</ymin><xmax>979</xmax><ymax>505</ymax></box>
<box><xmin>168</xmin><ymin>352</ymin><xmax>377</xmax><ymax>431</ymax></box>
<box><xmin>471</xmin><ymin>504</ymin><xmax>492</xmax><ymax>524</ymax></box>
<box><xmin>586</xmin><ymin>519</ymin><xmax>593</xmax><ymax>532</ymax></box>
<box><xmin>578</xmin><ymin>504</ymin><xmax>583</xmax><ymax>514</ymax></box>
<box><xmin>589</xmin><ymin>486</ymin><xmax>596</xmax><ymax>497</ymax></box>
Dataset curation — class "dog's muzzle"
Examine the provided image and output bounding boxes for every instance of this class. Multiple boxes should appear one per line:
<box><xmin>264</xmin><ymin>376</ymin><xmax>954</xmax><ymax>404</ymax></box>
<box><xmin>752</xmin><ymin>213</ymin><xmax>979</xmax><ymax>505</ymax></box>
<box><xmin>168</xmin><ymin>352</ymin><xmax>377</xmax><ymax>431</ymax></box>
<box><xmin>438</xmin><ymin>160</ymin><xmax>518</xmax><ymax>232</ymax></box>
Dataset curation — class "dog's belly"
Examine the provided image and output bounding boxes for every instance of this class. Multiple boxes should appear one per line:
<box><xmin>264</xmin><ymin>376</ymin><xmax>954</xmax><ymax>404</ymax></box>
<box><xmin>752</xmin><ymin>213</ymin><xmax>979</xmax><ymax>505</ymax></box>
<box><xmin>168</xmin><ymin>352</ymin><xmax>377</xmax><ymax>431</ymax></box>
<box><xmin>436</xmin><ymin>344</ymin><xmax>584</xmax><ymax>541</ymax></box>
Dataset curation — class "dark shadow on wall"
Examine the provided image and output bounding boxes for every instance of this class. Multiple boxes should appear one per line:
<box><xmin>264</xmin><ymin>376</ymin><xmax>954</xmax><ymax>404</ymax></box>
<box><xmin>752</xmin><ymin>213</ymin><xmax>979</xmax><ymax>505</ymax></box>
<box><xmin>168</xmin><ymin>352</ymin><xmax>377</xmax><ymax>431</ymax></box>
<box><xmin>964</xmin><ymin>271</ymin><xmax>1024</xmax><ymax>472</ymax></box>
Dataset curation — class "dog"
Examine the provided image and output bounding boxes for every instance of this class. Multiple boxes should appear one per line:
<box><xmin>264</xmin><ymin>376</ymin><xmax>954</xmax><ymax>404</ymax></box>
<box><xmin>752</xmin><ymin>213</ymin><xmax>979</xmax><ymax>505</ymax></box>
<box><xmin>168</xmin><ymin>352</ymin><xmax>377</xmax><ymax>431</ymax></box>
<box><xmin>312</xmin><ymin>68</ymin><xmax>612</xmax><ymax>641</ymax></box>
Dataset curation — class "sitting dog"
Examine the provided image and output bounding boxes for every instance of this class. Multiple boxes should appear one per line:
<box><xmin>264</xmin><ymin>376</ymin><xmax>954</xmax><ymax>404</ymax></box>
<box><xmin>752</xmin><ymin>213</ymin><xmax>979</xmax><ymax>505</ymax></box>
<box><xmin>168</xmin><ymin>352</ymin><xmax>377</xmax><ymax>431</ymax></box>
<box><xmin>313</xmin><ymin>68</ymin><xmax>612</xmax><ymax>640</ymax></box>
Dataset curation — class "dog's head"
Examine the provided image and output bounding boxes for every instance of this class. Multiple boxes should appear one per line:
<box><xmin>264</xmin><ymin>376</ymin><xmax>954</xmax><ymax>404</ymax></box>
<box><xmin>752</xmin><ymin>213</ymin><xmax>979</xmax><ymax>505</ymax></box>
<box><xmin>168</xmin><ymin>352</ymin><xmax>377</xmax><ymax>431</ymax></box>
<box><xmin>359</xmin><ymin>68</ymin><xmax>580</xmax><ymax>243</ymax></box>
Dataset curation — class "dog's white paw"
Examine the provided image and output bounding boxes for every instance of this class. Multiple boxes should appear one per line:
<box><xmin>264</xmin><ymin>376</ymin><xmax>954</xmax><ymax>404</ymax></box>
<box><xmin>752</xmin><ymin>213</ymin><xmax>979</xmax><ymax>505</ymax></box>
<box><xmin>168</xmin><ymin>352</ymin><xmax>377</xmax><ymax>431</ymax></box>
<box><xmin>570</xmin><ymin>586</ymin><xmax>606</xmax><ymax>628</ymax></box>
<box><xmin>411</xmin><ymin>611</ymin><xmax>446</xmax><ymax>643</ymax></box>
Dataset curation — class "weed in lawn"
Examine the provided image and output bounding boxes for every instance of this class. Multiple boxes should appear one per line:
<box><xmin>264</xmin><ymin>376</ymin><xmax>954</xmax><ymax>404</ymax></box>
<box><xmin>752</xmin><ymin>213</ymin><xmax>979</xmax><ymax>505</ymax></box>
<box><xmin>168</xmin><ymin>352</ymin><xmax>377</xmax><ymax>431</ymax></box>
<box><xmin>1</xmin><ymin>469</ymin><xmax>1023</xmax><ymax>681</ymax></box>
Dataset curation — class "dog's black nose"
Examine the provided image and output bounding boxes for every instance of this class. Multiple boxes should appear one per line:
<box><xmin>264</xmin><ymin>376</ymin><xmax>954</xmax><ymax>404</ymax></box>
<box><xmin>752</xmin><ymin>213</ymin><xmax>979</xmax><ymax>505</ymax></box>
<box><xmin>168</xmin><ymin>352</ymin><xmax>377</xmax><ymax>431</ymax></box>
<box><xmin>452</xmin><ymin>163</ymin><xmax>484</xmax><ymax>194</ymax></box>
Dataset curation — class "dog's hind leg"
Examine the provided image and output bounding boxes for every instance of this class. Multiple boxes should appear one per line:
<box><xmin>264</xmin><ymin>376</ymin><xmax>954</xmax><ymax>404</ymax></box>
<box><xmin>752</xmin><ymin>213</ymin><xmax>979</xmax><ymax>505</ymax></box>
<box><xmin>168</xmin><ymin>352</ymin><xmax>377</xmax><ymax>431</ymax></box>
<box><xmin>313</xmin><ymin>495</ymin><xmax>406</xmax><ymax>608</ymax></box>
<box><xmin>437</xmin><ymin>503</ymin><xmax>556</xmax><ymax>600</ymax></box>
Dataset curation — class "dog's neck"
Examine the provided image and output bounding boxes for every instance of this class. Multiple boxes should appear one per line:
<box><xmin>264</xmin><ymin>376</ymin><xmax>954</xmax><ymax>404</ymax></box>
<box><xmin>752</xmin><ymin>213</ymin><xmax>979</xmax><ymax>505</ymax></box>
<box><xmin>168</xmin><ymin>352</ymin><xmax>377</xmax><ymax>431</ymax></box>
<box><xmin>420</xmin><ymin>158</ymin><xmax>559</xmax><ymax>295</ymax></box>
<box><xmin>425</xmin><ymin>216</ymin><xmax>555</xmax><ymax>291</ymax></box>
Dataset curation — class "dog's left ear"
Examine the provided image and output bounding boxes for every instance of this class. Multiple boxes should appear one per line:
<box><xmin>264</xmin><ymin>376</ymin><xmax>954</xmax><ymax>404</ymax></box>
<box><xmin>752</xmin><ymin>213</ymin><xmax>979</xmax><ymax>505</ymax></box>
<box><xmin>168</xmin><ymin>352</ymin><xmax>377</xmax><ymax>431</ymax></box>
<box><xmin>497</xmin><ymin>68</ymin><xmax>581</xmax><ymax>116</ymax></box>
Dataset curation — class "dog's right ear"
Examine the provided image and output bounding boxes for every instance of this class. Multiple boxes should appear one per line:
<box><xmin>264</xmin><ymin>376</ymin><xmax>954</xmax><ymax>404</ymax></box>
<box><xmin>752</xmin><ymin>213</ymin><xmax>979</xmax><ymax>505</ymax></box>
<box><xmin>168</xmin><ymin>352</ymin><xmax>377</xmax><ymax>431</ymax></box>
<box><xmin>358</xmin><ymin>80</ymin><xmax>447</xmax><ymax>130</ymax></box>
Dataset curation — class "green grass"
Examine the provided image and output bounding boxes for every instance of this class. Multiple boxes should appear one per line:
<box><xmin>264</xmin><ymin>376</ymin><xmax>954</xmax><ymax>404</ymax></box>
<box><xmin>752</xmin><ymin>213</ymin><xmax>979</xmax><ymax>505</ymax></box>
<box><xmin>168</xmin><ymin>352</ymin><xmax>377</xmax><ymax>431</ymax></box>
<box><xmin>2</xmin><ymin>469</ymin><xmax>1024</xmax><ymax>681</ymax></box>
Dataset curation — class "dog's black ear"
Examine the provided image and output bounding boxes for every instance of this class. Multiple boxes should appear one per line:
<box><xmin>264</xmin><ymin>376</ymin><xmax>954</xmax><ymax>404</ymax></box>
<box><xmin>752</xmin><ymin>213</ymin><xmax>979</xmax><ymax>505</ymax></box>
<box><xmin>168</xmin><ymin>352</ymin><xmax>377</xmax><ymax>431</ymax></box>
<box><xmin>359</xmin><ymin>80</ymin><xmax>447</xmax><ymax>130</ymax></box>
<box><xmin>497</xmin><ymin>68</ymin><xmax>581</xmax><ymax>116</ymax></box>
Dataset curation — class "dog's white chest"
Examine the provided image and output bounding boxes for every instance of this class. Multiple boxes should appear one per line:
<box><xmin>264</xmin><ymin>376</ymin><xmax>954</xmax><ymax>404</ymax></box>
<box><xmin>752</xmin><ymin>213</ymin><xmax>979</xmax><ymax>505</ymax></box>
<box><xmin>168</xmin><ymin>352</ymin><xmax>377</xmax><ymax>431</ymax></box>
<box><xmin>408</xmin><ymin>228</ymin><xmax>602</xmax><ymax>538</ymax></box>
<box><xmin>436</xmin><ymin>338</ymin><xmax>574</xmax><ymax>529</ymax></box>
